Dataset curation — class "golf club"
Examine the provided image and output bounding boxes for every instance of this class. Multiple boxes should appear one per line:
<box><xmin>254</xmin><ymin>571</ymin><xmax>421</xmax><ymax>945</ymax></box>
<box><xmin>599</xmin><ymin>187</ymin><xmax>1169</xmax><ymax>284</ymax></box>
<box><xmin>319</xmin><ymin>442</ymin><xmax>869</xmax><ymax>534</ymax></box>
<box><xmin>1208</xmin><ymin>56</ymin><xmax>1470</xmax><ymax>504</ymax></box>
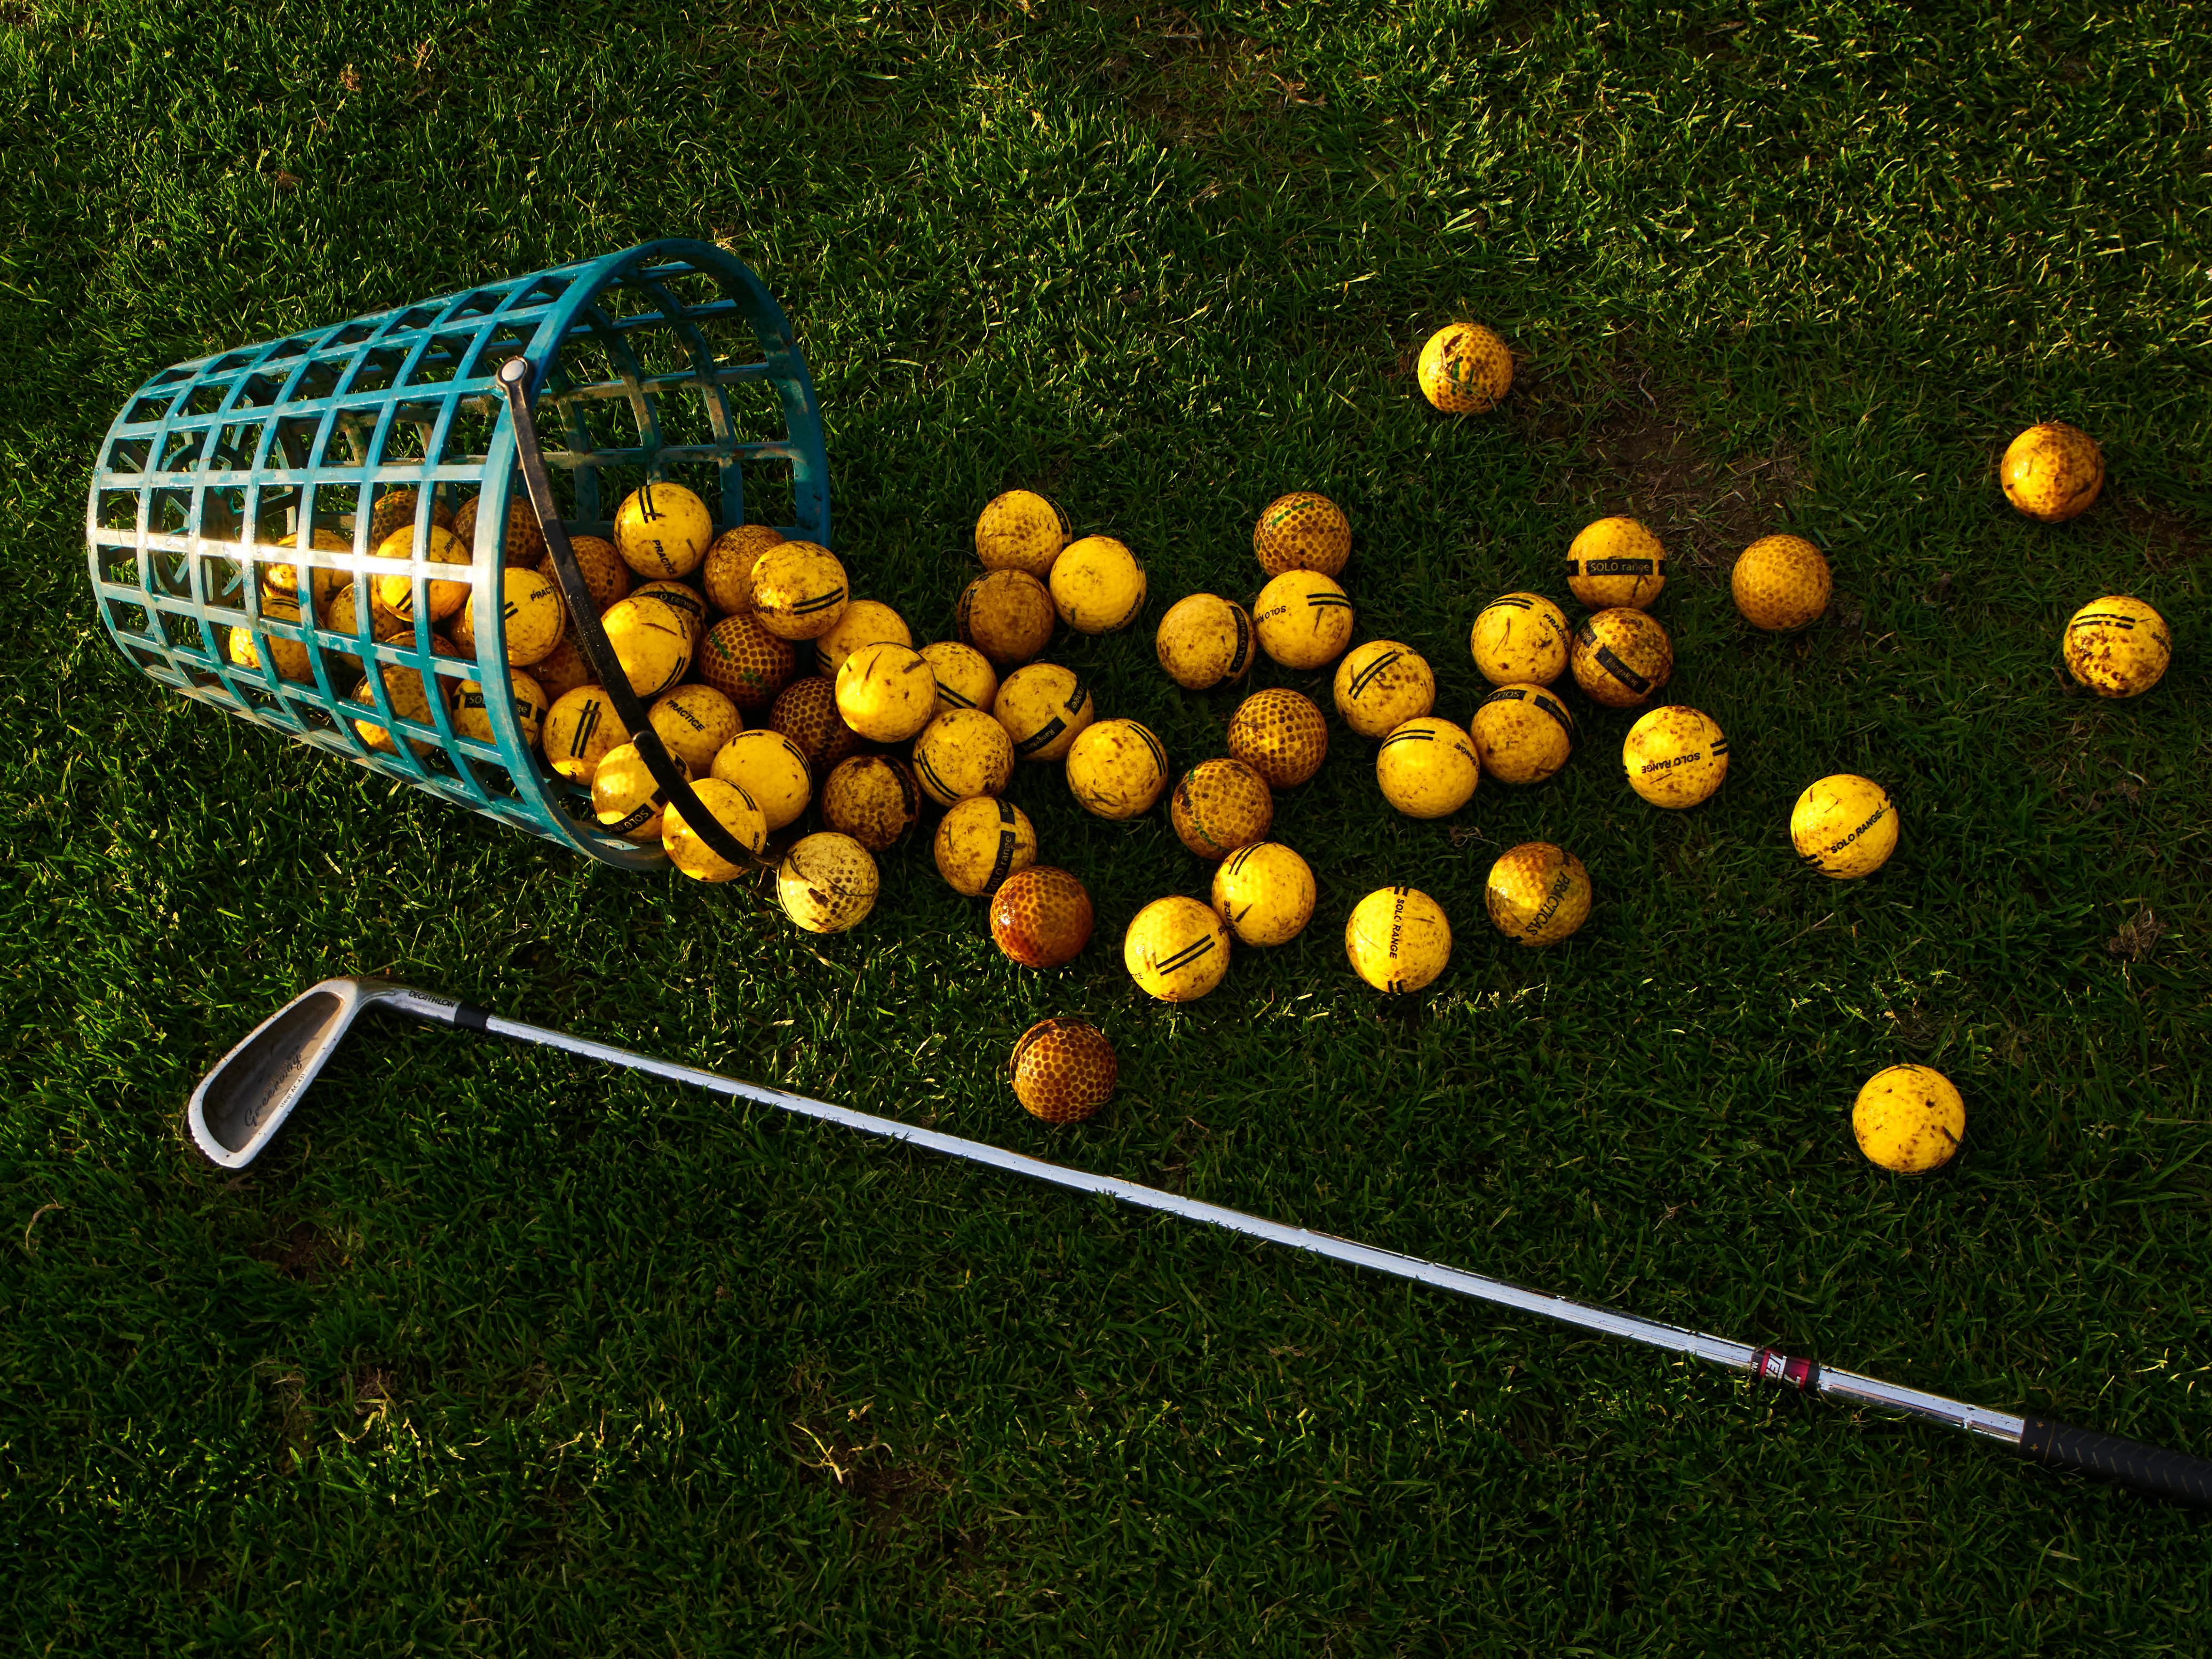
<box><xmin>189</xmin><ymin>977</ymin><xmax>2212</xmax><ymax>1510</ymax></box>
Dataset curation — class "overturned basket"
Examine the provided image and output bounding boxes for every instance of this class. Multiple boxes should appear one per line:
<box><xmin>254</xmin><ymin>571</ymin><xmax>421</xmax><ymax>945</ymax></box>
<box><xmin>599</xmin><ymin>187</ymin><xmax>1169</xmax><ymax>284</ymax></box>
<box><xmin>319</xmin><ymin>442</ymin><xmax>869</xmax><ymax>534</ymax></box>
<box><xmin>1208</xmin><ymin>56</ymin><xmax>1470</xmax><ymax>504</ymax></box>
<box><xmin>84</xmin><ymin>238</ymin><xmax>829</xmax><ymax>869</ymax></box>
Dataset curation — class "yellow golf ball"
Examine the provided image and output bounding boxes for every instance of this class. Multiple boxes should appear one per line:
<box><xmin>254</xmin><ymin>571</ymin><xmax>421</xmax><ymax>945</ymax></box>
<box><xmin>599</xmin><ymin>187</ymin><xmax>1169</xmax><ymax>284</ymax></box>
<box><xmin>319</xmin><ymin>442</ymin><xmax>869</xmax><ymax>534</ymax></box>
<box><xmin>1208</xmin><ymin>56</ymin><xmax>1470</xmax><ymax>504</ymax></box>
<box><xmin>820</xmin><ymin>754</ymin><xmax>921</xmax><ymax>852</ymax></box>
<box><xmin>710</xmin><ymin>729</ymin><xmax>815</xmax><ymax>831</ymax></box>
<box><xmin>592</xmin><ymin>742</ymin><xmax>684</xmax><ymax>843</ymax></box>
<box><xmin>1225</xmin><ymin>687</ymin><xmax>1329</xmax><ymax>789</ymax></box>
<box><xmin>647</xmin><ymin>682</ymin><xmax>743</xmax><ymax>775</ymax></box>
<box><xmin>1210</xmin><ymin>843</ymin><xmax>1315</xmax><ymax>947</ymax></box>
<box><xmin>777</xmin><ymin>832</ymin><xmax>879</xmax><ymax>933</ymax></box>
<box><xmin>749</xmin><ymin>541</ymin><xmax>849</xmax><ymax>641</ymax></box>
<box><xmin>835</xmin><ymin>642</ymin><xmax>938</xmax><ymax>742</ymax></box>
<box><xmin>993</xmin><ymin>662</ymin><xmax>1094</xmax><ymax>763</ymax></box>
<box><xmin>696</xmin><ymin>613</ymin><xmax>797</xmax><ymax>711</ymax></box>
<box><xmin>1469</xmin><ymin>591</ymin><xmax>1570</xmax><ymax>686</ymax></box>
<box><xmin>1853</xmin><ymin>1065</ymin><xmax>1965</xmax><ymax>1174</ymax></box>
<box><xmin>1123</xmin><ymin>896</ymin><xmax>1233</xmax><ymax>1003</ymax></box>
<box><xmin>1790</xmin><ymin>774</ymin><xmax>1898</xmax><ymax>879</ymax></box>
<box><xmin>662</xmin><ymin>777</ymin><xmax>768</xmax><ymax>882</ymax></box>
<box><xmin>598</xmin><ymin>595</ymin><xmax>693</xmax><ymax>699</ymax></box>
<box><xmin>1252</xmin><ymin>492</ymin><xmax>1351</xmax><ymax>578</ymax></box>
<box><xmin>629</xmin><ymin>578</ymin><xmax>709</xmax><ymax>649</ymax></box>
<box><xmin>1065</xmin><ymin>718</ymin><xmax>1170</xmax><ymax>820</ymax></box>
<box><xmin>227</xmin><ymin>594</ymin><xmax>312</xmax><ymax>683</ymax></box>
<box><xmin>1732</xmin><ymin>535</ymin><xmax>1832</xmax><ymax>632</ymax></box>
<box><xmin>813</xmin><ymin>598</ymin><xmax>910</xmax><ymax>677</ymax></box>
<box><xmin>1621</xmin><ymin>705</ymin><xmax>1729</xmax><ymax>808</ymax></box>
<box><xmin>933</xmin><ymin>796</ymin><xmax>1038</xmax><ymax>898</ymax></box>
<box><xmin>1417</xmin><ymin>323</ymin><xmax>1512</xmax><ymax>414</ymax></box>
<box><xmin>1375</xmin><ymin>717</ymin><xmax>1479</xmax><ymax>819</ymax></box>
<box><xmin>1333</xmin><ymin>640</ymin><xmax>1436</xmax><ymax>739</ymax></box>
<box><xmin>703</xmin><ymin>523</ymin><xmax>781</xmax><ymax>614</ymax></box>
<box><xmin>1566</xmin><ymin>517</ymin><xmax>1667</xmax><ymax>610</ymax></box>
<box><xmin>614</xmin><ymin>481</ymin><xmax>713</xmax><ymax>579</ymax></box>
<box><xmin>2002</xmin><ymin>422</ymin><xmax>2103</xmax><ymax>523</ymax></box>
<box><xmin>541</xmin><ymin>684</ymin><xmax>630</xmax><ymax>783</ymax></box>
<box><xmin>911</xmin><ymin>708</ymin><xmax>1016</xmax><ymax>807</ymax></box>
<box><xmin>372</xmin><ymin>523</ymin><xmax>472</xmax><ymax>624</ymax></box>
<box><xmin>1170</xmin><ymin>759</ymin><xmax>1275</xmax><ymax>861</ymax></box>
<box><xmin>1252</xmin><ymin>570</ymin><xmax>1355</xmax><ymax>670</ymax></box>
<box><xmin>1344</xmin><ymin>886</ymin><xmax>1452</xmax><ymax>993</ymax></box>
<box><xmin>1469</xmin><ymin>683</ymin><xmax>1575</xmax><ymax>785</ymax></box>
<box><xmin>974</xmin><ymin>489</ymin><xmax>1070</xmax><ymax>578</ymax></box>
<box><xmin>1485</xmin><ymin>843</ymin><xmax>1591</xmax><ymax>947</ymax></box>
<box><xmin>1571</xmin><ymin>608</ymin><xmax>1674</xmax><ymax>709</ymax></box>
<box><xmin>1049</xmin><ymin>535</ymin><xmax>1148</xmax><ymax>633</ymax></box>
<box><xmin>454</xmin><ymin>670</ymin><xmax>549</xmax><ymax>750</ymax></box>
<box><xmin>957</xmin><ymin>568</ymin><xmax>1057</xmax><ymax>665</ymax></box>
<box><xmin>2063</xmin><ymin>596</ymin><xmax>2171</xmax><ymax>697</ymax></box>
<box><xmin>1155</xmin><ymin>593</ymin><xmax>1255</xmax><ymax>690</ymax></box>
<box><xmin>919</xmin><ymin>639</ymin><xmax>1001</xmax><ymax>717</ymax></box>
<box><xmin>451</xmin><ymin>566</ymin><xmax>566</xmax><ymax>666</ymax></box>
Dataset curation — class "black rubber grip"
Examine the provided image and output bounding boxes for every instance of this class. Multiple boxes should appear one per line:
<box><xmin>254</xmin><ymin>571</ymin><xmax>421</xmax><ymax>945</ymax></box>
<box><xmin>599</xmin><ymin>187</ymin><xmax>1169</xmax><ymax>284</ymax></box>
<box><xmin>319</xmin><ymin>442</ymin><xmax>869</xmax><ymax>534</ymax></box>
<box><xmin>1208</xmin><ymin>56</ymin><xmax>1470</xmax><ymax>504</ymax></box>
<box><xmin>452</xmin><ymin>1002</ymin><xmax>491</xmax><ymax>1033</ymax></box>
<box><xmin>2020</xmin><ymin>1416</ymin><xmax>2212</xmax><ymax>1509</ymax></box>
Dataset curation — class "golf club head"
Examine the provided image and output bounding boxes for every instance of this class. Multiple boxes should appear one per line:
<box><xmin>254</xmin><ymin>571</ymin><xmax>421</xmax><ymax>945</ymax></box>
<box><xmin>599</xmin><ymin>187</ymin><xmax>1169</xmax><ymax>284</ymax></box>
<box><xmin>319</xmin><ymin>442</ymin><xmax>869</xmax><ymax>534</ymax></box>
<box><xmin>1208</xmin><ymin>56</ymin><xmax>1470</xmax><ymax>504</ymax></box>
<box><xmin>187</xmin><ymin>978</ymin><xmax>447</xmax><ymax>1168</ymax></box>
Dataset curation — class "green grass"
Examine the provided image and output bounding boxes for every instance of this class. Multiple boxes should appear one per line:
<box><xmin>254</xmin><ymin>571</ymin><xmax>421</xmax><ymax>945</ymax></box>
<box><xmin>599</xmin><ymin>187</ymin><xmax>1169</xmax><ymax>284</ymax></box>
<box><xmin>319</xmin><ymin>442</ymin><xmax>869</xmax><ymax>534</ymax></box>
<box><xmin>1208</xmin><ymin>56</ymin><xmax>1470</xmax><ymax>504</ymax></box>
<box><xmin>6</xmin><ymin>0</ymin><xmax>2212</xmax><ymax>1649</ymax></box>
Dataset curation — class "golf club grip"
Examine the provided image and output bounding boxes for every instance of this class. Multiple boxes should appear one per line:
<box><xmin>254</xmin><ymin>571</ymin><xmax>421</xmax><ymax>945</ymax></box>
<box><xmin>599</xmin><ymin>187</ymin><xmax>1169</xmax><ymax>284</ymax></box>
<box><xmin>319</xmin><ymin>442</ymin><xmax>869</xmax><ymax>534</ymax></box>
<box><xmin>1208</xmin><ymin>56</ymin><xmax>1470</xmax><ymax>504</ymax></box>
<box><xmin>495</xmin><ymin>358</ymin><xmax>757</xmax><ymax>871</ymax></box>
<box><xmin>2020</xmin><ymin>1416</ymin><xmax>2212</xmax><ymax>1509</ymax></box>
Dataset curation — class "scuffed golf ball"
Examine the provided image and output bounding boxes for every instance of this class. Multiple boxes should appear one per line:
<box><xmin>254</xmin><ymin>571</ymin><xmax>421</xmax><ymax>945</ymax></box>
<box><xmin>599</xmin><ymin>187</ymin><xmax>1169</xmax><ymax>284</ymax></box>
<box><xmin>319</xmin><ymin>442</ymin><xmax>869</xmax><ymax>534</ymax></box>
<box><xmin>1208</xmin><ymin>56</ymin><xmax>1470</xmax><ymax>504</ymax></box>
<box><xmin>975</xmin><ymin>489</ymin><xmax>1071</xmax><ymax>577</ymax></box>
<box><xmin>1333</xmin><ymin>640</ymin><xmax>1436</xmax><ymax>739</ymax></box>
<box><xmin>778</xmin><ymin>832</ymin><xmax>879</xmax><ymax>933</ymax></box>
<box><xmin>920</xmin><ymin>639</ymin><xmax>1000</xmax><ymax>717</ymax></box>
<box><xmin>1732</xmin><ymin>535</ymin><xmax>1832</xmax><ymax>632</ymax></box>
<box><xmin>662</xmin><ymin>778</ymin><xmax>768</xmax><ymax>883</ymax></box>
<box><xmin>1049</xmin><ymin>535</ymin><xmax>1148</xmax><ymax>633</ymax></box>
<box><xmin>1010</xmin><ymin>1019</ymin><xmax>1117</xmax><ymax>1125</ymax></box>
<box><xmin>910</xmin><ymin>708</ymin><xmax>1016</xmax><ymax>807</ymax></box>
<box><xmin>2002</xmin><ymin>422</ymin><xmax>2103</xmax><ymax>523</ymax></box>
<box><xmin>1124</xmin><ymin>896</ymin><xmax>1233</xmax><ymax>1002</ymax></box>
<box><xmin>1485</xmin><ymin>843</ymin><xmax>1591</xmax><ymax>947</ymax></box>
<box><xmin>2063</xmin><ymin>596</ymin><xmax>2170</xmax><ymax>697</ymax></box>
<box><xmin>703</xmin><ymin>523</ymin><xmax>781</xmax><ymax>614</ymax></box>
<box><xmin>1853</xmin><ymin>1065</ymin><xmax>1964</xmax><ymax>1174</ymax></box>
<box><xmin>1155</xmin><ymin>593</ymin><xmax>1255</xmax><ymax>690</ymax></box>
<box><xmin>993</xmin><ymin>662</ymin><xmax>1094</xmax><ymax>763</ymax></box>
<box><xmin>1226</xmin><ymin>687</ymin><xmax>1330</xmax><ymax>789</ymax></box>
<box><xmin>1252</xmin><ymin>570</ymin><xmax>1355</xmax><ymax>670</ymax></box>
<box><xmin>990</xmin><ymin>866</ymin><xmax>1096</xmax><ymax>969</ymax></box>
<box><xmin>1375</xmin><ymin>717</ymin><xmax>1479</xmax><ymax>819</ymax></box>
<box><xmin>1571</xmin><ymin>608</ymin><xmax>1674</xmax><ymax>709</ymax></box>
<box><xmin>957</xmin><ymin>568</ymin><xmax>1057</xmax><ymax>665</ymax></box>
<box><xmin>1470</xmin><ymin>684</ymin><xmax>1575</xmax><ymax>785</ymax></box>
<box><xmin>835</xmin><ymin>641</ymin><xmax>937</xmax><ymax>742</ymax></box>
<box><xmin>1170</xmin><ymin>758</ymin><xmax>1275</xmax><ymax>861</ymax></box>
<box><xmin>1470</xmin><ymin>591</ymin><xmax>1571</xmax><ymax>686</ymax></box>
<box><xmin>1622</xmin><ymin>706</ymin><xmax>1729</xmax><ymax>808</ymax></box>
<box><xmin>1566</xmin><ymin>517</ymin><xmax>1667</xmax><ymax>610</ymax></box>
<box><xmin>1253</xmin><ymin>491</ymin><xmax>1351</xmax><ymax>578</ymax></box>
<box><xmin>592</xmin><ymin>742</ymin><xmax>682</xmax><ymax>843</ymax></box>
<box><xmin>814</xmin><ymin>598</ymin><xmax>911</xmax><ymax>677</ymax></box>
<box><xmin>649</xmin><ymin>683</ymin><xmax>742</xmax><ymax>775</ymax></box>
<box><xmin>819</xmin><ymin>754</ymin><xmax>921</xmax><ymax>852</ymax></box>
<box><xmin>1417</xmin><ymin>322</ymin><xmax>1512</xmax><ymax>414</ymax></box>
<box><xmin>696</xmin><ymin>613</ymin><xmax>797</xmax><ymax>711</ymax></box>
<box><xmin>1344</xmin><ymin>886</ymin><xmax>1452</xmax><ymax>993</ymax></box>
<box><xmin>934</xmin><ymin>796</ymin><xmax>1038</xmax><ymax>898</ymax></box>
<box><xmin>1065</xmin><ymin>718</ymin><xmax>1170</xmax><ymax>820</ymax></box>
<box><xmin>1211</xmin><ymin>843</ymin><xmax>1317</xmax><ymax>947</ymax></box>
<box><xmin>1790</xmin><ymin>774</ymin><xmax>1897</xmax><ymax>879</ymax></box>
<box><xmin>710</xmin><ymin>730</ymin><xmax>814</xmax><ymax>832</ymax></box>
<box><xmin>614</xmin><ymin>481</ymin><xmax>713</xmax><ymax>579</ymax></box>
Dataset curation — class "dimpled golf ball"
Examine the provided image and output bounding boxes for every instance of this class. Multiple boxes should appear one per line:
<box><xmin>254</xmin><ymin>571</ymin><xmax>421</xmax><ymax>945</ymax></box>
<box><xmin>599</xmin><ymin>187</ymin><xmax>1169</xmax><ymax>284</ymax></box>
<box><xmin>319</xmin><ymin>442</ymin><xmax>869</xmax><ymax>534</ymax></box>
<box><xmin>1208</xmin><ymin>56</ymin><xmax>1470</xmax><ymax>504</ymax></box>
<box><xmin>920</xmin><ymin>639</ymin><xmax>1001</xmax><ymax>717</ymax></box>
<box><xmin>1344</xmin><ymin>886</ymin><xmax>1452</xmax><ymax>993</ymax></box>
<box><xmin>662</xmin><ymin>777</ymin><xmax>768</xmax><ymax>882</ymax></box>
<box><xmin>2002</xmin><ymin>422</ymin><xmax>2104</xmax><ymax>523</ymax></box>
<box><xmin>702</xmin><ymin>523</ymin><xmax>782</xmax><ymax>614</ymax></box>
<box><xmin>1010</xmin><ymin>1019</ymin><xmax>1118</xmax><ymax>1125</ymax></box>
<box><xmin>1853</xmin><ymin>1065</ymin><xmax>1965</xmax><ymax>1174</ymax></box>
<box><xmin>1469</xmin><ymin>591</ymin><xmax>1571</xmax><ymax>687</ymax></box>
<box><xmin>1621</xmin><ymin>705</ymin><xmax>1729</xmax><ymax>808</ymax></box>
<box><xmin>1155</xmin><ymin>593</ymin><xmax>1255</xmax><ymax>690</ymax></box>
<box><xmin>993</xmin><ymin>662</ymin><xmax>1094</xmax><ymax>763</ymax></box>
<box><xmin>545</xmin><ymin>533</ymin><xmax>632</xmax><ymax>614</ymax></box>
<box><xmin>778</xmin><ymin>832</ymin><xmax>879</xmax><ymax>934</ymax></box>
<box><xmin>1731</xmin><ymin>535</ymin><xmax>1832</xmax><ymax>632</ymax></box>
<box><xmin>529</xmin><ymin>631</ymin><xmax>592</xmax><ymax>703</ymax></box>
<box><xmin>228</xmin><ymin>594</ymin><xmax>312</xmax><ymax>682</ymax></box>
<box><xmin>957</xmin><ymin>568</ymin><xmax>1057</xmax><ymax>665</ymax></box>
<box><xmin>911</xmin><ymin>708</ymin><xmax>1016</xmax><ymax>807</ymax></box>
<box><xmin>2063</xmin><ymin>596</ymin><xmax>2171</xmax><ymax>697</ymax></box>
<box><xmin>933</xmin><ymin>796</ymin><xmax>1038</xmax><ymax>898</ymax></box>
<box><xmin>614</xmin><ymin>481</ymin><xmax>713</xmax><ymax>579</ymax></box>
<box><xmin>1470</xmin><ymin>683</ymin><xmax>1575</xmax><ymax>785</ymax></box>
<box><xmin>1376</xmin><ymin>717</ymin><xmax>1480</xmax><ymax>819</ymax></box>
<box><xmin>366</xmin><ymin>486</ymin><xmax>454</xmax><ymax>549</ymax></box>
<box><xmin>1226</xmin><ymin>687</ymin><xmax>1329</xmax><ymax>789</ymax></box>
<box><xmin>455</xmin><ymin>491</ymin><xmax>548</xmax><ymax>568</ymax></box>
<box><xmin>815</xmin><ymin>599</ymin><xmax>912</xmax><ymax>677</ymax></box>
<box><xmin>1049</xmin><ymin>535</ymin><xmax>1148</xmax><ymax>633</ymax></box>
<box><xmin>820</xmin><ymin>754</ymin><xmax>921</xmax><ymax>852</ymax></box>
<box><xmin>1124</xmin><ymin>896</ymin><xmax>1233</xmax><ymax>1002</ymax></box>
<box><xmin>1486</xmin><ymin>843</ymin><xmax>1591</xmax><ymax>947</ymax></box>
<box><xmin>1065</xmin><ymin>718</ymin><xmax>1170</xmax><ymax>820</ymax></box>
<box><xmin>592</xmin><ymin>741</ymin><xmax>683</xmax><ymax>842</ymax></box>
<box><xmin>992</xmin><ymin>866</ymin><xmax>1096</xmax><ymax>969</ymax></box>
<box><xmin>769</xmin><ymin>675</ymin><xmax>862</xmax><ymax>779</ymax></box>
<box><xmin>1333</xmin><ymin>640</ymin><xmax>1437</xmax><ymax>739</ymax></box>
<box><xmin>835</xmin><ymin>642</ymin><xmax>938</xmax><ymax>742</ymax></box>
<box><xmin>1170</xmin><ymin>759</ymin><xmax>1276</xmax><ymax>861</ymax></box>
<box><xmin>1252</xmin><ymin>570</ymin><xmax>1356</xmax><ymax>670</ymax></box>
<box><xmin>975</xmin><ymin>489</ymin><xmax>1071</xmax><ymax>577</ymax></box>
<box><xmin>749</xmin><ymin>541</ymin><xmax>849</xmax><ymax>641</ymax></box>
<box><xmin>1210</xmin><ymin>843</ymin><xmax>1317</xmax><ymax>947</ymax></box>
<box><xmin>1571</xmin><ymin>608</ymin><xmax>1674</xmax><ymax>709</ymax></box>
<box><xmin>1252</xmin><ymin>491</ymin><xmax>1352</xmax><ymax>578</ymax></box>
<box><xmin>372</xmin><ymin>522</ymin><xmax>472</xmax><ymax>624</ymax></box>
<box><xmin>1790</xmin><ymin>774</ymin><xmax>1897</xmax><ymax>879</ymax></box>
<box><xmin>710</xmin><ymin>729</ymin><xmax>815</xmax><ymax>831</ymax></box>
<box><xmin>696</xmin><ymin>613</ymin><xmax>797</xmax><ymax>711</ymax></box>
<box><xmin>1417</xmin><ymin>322</ymin><xmax>1512</xmax><ymax>414</ymax></box>
<box><xmin>1566</xmin><ymin>517</ymin><xmax>1667</xmax><ymax>610</ymax></box>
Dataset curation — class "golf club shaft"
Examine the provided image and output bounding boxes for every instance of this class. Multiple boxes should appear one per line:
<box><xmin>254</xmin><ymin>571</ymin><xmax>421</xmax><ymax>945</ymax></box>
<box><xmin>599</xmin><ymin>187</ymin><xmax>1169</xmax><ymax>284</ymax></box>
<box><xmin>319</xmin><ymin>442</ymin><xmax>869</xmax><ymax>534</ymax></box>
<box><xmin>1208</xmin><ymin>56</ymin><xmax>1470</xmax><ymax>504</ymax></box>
<box><xmin>398</xmin><ymin>988</ymin><xmax>2210</xmax><ymax>1508</ymax></box>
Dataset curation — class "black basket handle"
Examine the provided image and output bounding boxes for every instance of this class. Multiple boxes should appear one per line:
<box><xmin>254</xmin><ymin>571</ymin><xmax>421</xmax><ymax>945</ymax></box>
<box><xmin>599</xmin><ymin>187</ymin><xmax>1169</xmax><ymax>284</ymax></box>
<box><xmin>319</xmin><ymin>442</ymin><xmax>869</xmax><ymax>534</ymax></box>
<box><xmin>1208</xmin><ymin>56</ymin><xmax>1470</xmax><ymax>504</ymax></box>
<box><xmin>496</xmin><ymin>356</ymin><xmax>759</xmax><ymax>872</ymax></box>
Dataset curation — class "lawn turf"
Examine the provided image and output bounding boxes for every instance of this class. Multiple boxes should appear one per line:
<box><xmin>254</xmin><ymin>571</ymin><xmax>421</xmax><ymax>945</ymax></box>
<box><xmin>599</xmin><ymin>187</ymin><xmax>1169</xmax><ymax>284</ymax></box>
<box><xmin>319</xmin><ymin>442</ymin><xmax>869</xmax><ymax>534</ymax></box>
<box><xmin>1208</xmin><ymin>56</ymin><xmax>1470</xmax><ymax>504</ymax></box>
<box><xmin>5</xmin><ymin>0</ymin><xmax>2212</xmax><ymax>1650</ymax></box>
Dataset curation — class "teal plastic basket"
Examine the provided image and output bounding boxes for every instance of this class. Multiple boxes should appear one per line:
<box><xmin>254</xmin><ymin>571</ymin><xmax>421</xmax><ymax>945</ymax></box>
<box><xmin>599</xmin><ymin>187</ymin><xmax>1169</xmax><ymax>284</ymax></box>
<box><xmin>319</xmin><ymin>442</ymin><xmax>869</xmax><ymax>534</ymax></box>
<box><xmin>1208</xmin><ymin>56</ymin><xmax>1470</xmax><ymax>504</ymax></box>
<box><xmin>85</xmin><ymin>238</ymin><xmax>828</xmax><ymax>869</ymax></box>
